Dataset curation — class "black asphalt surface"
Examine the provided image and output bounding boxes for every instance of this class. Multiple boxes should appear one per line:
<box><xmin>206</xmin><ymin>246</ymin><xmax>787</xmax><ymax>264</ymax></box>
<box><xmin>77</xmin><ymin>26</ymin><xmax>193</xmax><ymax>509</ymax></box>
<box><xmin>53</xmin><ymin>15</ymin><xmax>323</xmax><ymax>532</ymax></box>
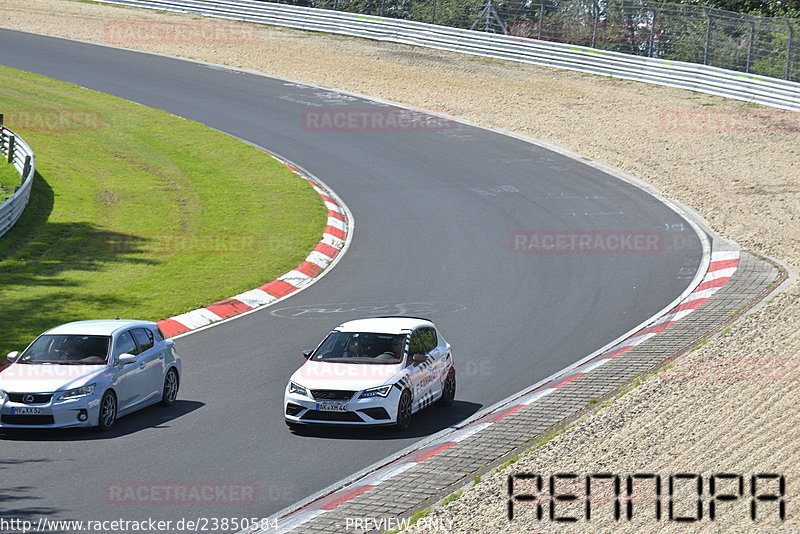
<box><xmin>0</xmin><ymin>29</ymin><xmax>703</xmax><ymax>528</ymax></box>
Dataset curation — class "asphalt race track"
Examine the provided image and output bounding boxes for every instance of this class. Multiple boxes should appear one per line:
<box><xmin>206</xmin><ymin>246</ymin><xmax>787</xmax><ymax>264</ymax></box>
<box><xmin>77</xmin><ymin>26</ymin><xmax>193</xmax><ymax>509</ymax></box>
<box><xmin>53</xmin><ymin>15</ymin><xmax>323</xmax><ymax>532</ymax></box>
<box><xmin>0</xmin><ymin>29</ymin><xmax>703</xmax><ymax>527</ymax></box>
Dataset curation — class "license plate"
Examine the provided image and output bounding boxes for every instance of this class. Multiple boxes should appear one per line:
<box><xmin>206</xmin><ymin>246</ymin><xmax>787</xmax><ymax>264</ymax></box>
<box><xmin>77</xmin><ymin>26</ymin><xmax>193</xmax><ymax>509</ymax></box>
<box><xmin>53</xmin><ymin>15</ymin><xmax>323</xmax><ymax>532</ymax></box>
<box><xmin>10</xmin><ymin>407</ymin><xmax>43</xmax><ymax>415</ymax></box>
<box><xmin>316</xmin><ymin>402</ymin><xmax>347</xmax><ymax>412</ymax></box>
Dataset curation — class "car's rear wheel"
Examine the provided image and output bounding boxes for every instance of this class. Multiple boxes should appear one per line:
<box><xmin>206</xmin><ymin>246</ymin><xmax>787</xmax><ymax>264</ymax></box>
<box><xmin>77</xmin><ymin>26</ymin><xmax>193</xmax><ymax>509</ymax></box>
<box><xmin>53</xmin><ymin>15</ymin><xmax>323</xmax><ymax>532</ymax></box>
<box><xmin>160</xmin><ymin>368</ymin><xmax>179</xmax><ymax>407</ymax></box>
<box><xmin>394</xmin><ymin>390</ymin><xmax>413</xmax><ymax>431</ymax></box>
<box><xmin>439</xmin><ymin>368</ymin><xmax>456</xmax><ymax>407</ymax></box>
<box><xmin>97</xmin><ymin>391</ymin><xmax>117</xmax><ymax>432</ymax></box>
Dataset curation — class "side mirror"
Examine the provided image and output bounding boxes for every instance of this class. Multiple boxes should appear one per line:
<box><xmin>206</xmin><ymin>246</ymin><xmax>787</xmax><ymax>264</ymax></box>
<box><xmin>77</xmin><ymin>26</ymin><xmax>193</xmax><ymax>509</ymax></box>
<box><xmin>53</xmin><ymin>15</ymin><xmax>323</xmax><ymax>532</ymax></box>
<box><xmin>302</xmin><ymin>350</ymin><xmax>313</xmax><ymax>360</ymax></box>
<box><xmin>117</xmin><ymin>354</ymin><xmax>137</xmax><ymax>366</ymax></box>
<box><xmin>412</xmin><ymin>354</ymin><xmax>427</xmax><ymax>364</ymax></box>
<box><xmin>6</xmin><ymin>351</ymin><xmax>19</xmax><ymax>363</ymax></box>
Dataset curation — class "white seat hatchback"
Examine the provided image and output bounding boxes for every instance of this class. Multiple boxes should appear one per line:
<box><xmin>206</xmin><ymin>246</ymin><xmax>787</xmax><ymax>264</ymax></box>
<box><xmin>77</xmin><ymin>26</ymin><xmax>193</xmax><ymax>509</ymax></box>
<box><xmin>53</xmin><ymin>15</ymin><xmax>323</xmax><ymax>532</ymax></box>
<box><xmin>284</xmin><ymin>316</ymin><xmax>455</xmax><ymax>431</ymax></box>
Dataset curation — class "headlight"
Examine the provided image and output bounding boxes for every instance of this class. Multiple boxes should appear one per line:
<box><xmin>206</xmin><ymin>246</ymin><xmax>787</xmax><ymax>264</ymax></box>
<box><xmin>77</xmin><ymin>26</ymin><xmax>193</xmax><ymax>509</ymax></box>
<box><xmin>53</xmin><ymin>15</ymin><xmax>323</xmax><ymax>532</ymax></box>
<box><xmin>289</xmin><ymin>382</ymin><xmax>309</xmax><ymax>397</ymax></box>
<box><xmin>57</xmin><ymin>383</ymin><xmax>96</xmax><ymax>401</ymax></box>
<box><xmin>360</xmin><ymin>385</ymin><xmax>393</xmax><ymax>399</ymax></box>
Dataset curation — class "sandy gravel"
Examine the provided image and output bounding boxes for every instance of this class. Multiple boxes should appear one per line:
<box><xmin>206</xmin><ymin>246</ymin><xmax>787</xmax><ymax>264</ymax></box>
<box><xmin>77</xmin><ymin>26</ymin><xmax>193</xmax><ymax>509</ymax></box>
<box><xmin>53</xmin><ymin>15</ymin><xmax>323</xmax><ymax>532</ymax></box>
<box><xmin>1</xmin><ymin>1</ymin><xmax>799</xmax><ymax>531</ymax></box>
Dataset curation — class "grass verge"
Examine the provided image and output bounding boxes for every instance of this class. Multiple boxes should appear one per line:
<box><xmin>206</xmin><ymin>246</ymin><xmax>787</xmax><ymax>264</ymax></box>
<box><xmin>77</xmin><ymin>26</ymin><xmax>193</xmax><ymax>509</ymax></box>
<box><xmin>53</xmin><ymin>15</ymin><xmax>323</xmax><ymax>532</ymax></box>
<box><xmin>0</xmin><ymin>65</ymin><xmax>326</xmax><ymax>356</ymax></box>
<box><xmin>0</xmin><ymin>161</ymin><xmax>20</xmax><ymax>203</ymax></box>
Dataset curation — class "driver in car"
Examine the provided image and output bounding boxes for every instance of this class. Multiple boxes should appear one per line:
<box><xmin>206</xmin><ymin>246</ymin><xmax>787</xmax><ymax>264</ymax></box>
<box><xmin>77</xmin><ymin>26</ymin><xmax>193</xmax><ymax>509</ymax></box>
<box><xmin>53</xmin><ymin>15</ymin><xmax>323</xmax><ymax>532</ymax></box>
<box><xmin>342</xmin><ymin>337</ymin><xmax>361</xmax><ymax>358</ymax></box>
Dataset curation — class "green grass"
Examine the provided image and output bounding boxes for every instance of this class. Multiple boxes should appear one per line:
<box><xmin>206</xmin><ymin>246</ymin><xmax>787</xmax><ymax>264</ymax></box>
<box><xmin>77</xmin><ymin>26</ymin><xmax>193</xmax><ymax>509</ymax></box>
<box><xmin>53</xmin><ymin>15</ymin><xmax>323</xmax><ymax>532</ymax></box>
<box><xmin>439</xmin><ymin>489</ymin><xmax>463</xmax><ymax>506</ymax></box>
<box><xmin>0</xmin><ymin>161</ymin><xmax>20</xmax><ymax>203</ymax></box>
<box><xmin>0</xmin><ymin>65</ymin><xmax>326</xmax><ymax>356</ymax></box>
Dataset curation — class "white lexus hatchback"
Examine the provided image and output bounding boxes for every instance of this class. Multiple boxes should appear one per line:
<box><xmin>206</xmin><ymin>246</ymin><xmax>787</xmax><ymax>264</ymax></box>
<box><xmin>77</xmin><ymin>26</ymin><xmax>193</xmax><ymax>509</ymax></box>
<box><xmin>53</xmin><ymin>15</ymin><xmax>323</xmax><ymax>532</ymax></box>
<box><xmin>0</xmin><ymin>320</ymin><xmax>181</xmax><ymax>431</ymax></box>
<box><xmin>284</xmin><ymin>317</ymin><xmax>455</xmax><ymax>431</ymax></box>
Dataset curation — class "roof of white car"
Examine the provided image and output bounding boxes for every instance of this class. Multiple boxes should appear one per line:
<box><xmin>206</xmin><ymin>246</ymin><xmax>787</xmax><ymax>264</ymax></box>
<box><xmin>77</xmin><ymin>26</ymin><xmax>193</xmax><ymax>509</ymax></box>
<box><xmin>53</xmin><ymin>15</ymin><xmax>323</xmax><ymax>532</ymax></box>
<box><xmin>335</xmin><ymin>317</ymin><xmax>434</xmax><ymax>334</ymax></box>
<box><xmin>46</xmin><ymin>319</ymin><xmax>155</xmax><ymax>336</ymax></box>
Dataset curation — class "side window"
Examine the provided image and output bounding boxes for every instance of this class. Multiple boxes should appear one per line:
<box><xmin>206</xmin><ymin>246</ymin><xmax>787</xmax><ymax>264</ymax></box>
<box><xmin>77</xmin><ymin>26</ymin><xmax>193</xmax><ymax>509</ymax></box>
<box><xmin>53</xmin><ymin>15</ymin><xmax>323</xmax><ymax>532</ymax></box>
<box><xmin>420</xmin><ymin>328</ymin><xmax>438</xmax><ymax>354</ymax></box>
<box><xmin>154</xmin><ymin>327</ymin><xmax>166</xmax><ymax>342</ymax></box>
<box><xmin>113</xmin><ymin>331</ymin><xmax>139</xmax><ymax>360</ymax></box>
<box><xmin>131</xmin><ymin>328</ymin><xmax>154</xmax><ymax>352</ymax></box>
<box><xmin>408</xmin><ymin>331</ymin><xmax>424</xmax><ymax>358</ymax></box>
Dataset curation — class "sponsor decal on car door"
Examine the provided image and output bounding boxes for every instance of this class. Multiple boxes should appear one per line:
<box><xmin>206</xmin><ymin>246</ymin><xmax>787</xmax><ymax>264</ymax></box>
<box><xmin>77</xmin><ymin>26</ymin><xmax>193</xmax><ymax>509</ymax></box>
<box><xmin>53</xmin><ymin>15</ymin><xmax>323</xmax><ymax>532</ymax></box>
<box><xmin>408</xmin><ymin>329</ymin><xmax>439</xmax><ymax>411</ymax></box>
<box><xmin>420</xmin><ymin>327</ymin><xmax>445</xmax><ymax>401</ymax></box>
<box><xmin>407</xmin><ymin>331</ymin><xmax>429</xmax><ymax>412</ymax></box>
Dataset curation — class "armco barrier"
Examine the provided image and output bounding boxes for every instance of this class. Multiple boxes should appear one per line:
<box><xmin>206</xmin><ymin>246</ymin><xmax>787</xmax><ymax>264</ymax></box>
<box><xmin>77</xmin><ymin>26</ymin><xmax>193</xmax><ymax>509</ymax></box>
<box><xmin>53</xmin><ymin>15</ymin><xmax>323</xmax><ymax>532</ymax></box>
<box><xmin>96</xmin><ymin>0</ymin><xmax>800</xmax><ymax>111</ymax></box>
<box><xmin>0</xmin><ymin>120</ymin><xmax>35</xmax><ymax>238</ymax></box>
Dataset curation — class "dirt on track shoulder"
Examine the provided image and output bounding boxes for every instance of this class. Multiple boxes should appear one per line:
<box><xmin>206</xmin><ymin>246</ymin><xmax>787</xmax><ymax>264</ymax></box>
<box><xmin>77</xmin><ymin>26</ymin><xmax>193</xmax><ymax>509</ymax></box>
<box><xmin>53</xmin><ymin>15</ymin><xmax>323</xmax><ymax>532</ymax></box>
<box><xmin>1</xmin><ymin>2</ymin><xmax>799</xmax><ymax>531</ymax></box>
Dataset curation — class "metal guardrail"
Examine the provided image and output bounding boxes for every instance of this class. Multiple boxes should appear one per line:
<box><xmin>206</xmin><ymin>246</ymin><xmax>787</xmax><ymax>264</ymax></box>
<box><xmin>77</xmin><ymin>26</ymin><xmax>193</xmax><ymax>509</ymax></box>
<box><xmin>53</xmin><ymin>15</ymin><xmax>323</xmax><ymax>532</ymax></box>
<box><xmin>98</xmin><ymin>0</ymin><xmax>800</xmax><ymax>111</ymax></box>
<box><xmin>280</xmin><ymin>0</ymin><xmax>800</xmax><ymax>83</ymax></box>
<box><xmin>0</xmin><ymin>117</ymin><xmax>35</xmax><ymax>238</ymax></box>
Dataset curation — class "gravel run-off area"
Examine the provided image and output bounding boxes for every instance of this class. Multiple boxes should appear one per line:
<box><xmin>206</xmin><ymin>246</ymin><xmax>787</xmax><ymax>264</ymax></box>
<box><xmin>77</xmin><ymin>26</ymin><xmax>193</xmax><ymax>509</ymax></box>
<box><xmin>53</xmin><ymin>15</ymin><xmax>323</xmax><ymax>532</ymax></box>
<box><xmin>1</xmin><ymin>1</ymin><xmax>799</xmax><ymax>531</ymax></box>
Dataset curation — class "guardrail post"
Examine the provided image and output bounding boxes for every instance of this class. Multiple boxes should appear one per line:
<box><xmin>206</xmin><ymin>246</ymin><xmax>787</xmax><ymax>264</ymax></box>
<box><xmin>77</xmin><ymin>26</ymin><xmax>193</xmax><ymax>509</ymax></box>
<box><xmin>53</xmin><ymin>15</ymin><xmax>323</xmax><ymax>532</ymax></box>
<box><xmin>431</xmin><ymin>0</ymin><xmax>437</xmax><ymax>25</ymax></box>
<box><xmin>0</xmin><ymin>113</ymin><xmax>3</xmax><ymax>126</ymax></box>
<box><xmin>704</xmin><ymin>8</ymin><xmax>712</xmax><ymax>65</ymax></box>
<box><xmin>787</xmin><ymin>17</ymin><xmax>794</xmax><ymax>80</ymax></box>
<box><xmin>746</xmin><ymin>16</ymin><xmax>754</xmax><ymax>73</ymax></box>
<box><xmin>471</xmin><ymin>0</ymin><xmax>505</xmax><ymax>34</ymax></box>
<box><xmin>379</xmin><ymin>0</ymin><xmax>384</xmax><ymax>17</ymax></box>
<box><xmin>537</xmin><ymin>0</ymin><xmax>544</xmax><ymax>40</ymax></box>
<box><xmin>591</xmin><ymin>0</ymin><xmax>599</xmax><ymax>48</ymax></box>
<box><xmin>648</xmin><ymin>9</ymin><xmax>656</xmax><ymax>57</ymax></box>
<box><xmin>22</xmin><ymin>155</ymin><xmax>31</xmax><ymax>178</ymax></box>
<box><xmin>7</xmin><ymin>135</ymin><xmax>15</xmax><ymax>164</ymax></box>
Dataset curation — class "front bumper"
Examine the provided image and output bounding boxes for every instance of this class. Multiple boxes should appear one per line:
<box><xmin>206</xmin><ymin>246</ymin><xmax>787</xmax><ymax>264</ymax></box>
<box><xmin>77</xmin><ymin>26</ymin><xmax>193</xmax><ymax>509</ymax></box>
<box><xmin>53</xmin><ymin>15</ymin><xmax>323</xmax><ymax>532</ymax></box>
<box><xmin>0</xmin><ymin>394</ymin><xmax>101</xmax><ymax>429</ymax></box>
<box><xmin>284</xmin><ymin>387</ymin><xmax>400</xmax><ymax>426</ymax></box>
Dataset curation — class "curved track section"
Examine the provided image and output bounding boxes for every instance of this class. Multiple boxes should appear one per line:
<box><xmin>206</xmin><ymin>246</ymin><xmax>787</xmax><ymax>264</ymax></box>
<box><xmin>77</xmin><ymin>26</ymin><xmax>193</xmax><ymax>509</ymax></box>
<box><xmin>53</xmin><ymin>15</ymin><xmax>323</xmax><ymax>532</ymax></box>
<box><xmin>0</xmin><ymin>29</ymin><xmax>703</xmax><ymax>524</ymax></box>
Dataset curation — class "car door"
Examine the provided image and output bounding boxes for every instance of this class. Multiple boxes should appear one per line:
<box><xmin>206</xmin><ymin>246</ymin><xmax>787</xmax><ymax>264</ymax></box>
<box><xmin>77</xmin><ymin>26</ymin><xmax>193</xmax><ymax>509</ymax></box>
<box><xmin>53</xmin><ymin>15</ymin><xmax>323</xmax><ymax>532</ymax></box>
<box><xmin>131</xmin><ymin>327</ymin><xmax>161</xmax><ymax>402</ymax></box>
<box><xmin>111</xmin><ymin>330</ymin><xmax>147</xmax><ymax>412</ymax></box>
<box><xmin>406</xmin><ymin>329</ymin><xmax>435</xmax><ymax>412</ymax></box>
<box><xmin>419</xmin><ymin>327</ymin><xmax>446</xmax><ymax>401</ymax></box>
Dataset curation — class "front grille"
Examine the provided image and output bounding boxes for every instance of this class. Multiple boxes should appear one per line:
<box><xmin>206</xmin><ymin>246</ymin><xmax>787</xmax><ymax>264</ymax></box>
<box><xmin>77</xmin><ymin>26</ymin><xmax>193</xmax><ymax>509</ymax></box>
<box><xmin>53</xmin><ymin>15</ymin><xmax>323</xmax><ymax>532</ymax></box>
<box><xmin>359</xmin><ymin>407</ymin><xmax>391</xmax><ymax>420</ymax></box>
<box><xmin>1</xmin><ymin>415</ymin><xmax>55</xmax><ymax>425</ymax></box>
<box><xmin>285</xmin><ymin>403</ymin><xmax>304</xmax><ymax>416</ymax></box>
<box><xmin>8</xmin><ymin>393</ymin><xmax>53</xmax><ymax>404</ymax></box>
<box><xmin>310</xmin><ymin>389</ymin><xmax>355</xmax><ymax>401</ymax></box>
<box><xmin>300</xmin><ymin>410</ymin><xmax>363</xmax><ymax>422</ymax></box>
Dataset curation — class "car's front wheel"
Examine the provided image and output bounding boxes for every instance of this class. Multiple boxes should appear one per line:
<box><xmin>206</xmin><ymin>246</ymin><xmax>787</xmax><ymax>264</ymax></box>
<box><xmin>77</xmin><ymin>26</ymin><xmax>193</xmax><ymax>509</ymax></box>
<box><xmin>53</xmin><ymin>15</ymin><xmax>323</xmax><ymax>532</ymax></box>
<box><xmin>97</xmin><ymin>390</ymin><xmax>117</xmax><ymax>432</ymax></box>
<box><xmin>394</xmin><ymin>389</ymin><xmax>413</xmax><ymax>431</ymax></box>
<box><xmin>439</xmin><ymin>368</ymin><xmax>456</xmax><ymax>407</ymax></box>
<box><xmin>160</xmin><ymin>368</ymin><xmax>179</xmax><ymax>407</ymax></box>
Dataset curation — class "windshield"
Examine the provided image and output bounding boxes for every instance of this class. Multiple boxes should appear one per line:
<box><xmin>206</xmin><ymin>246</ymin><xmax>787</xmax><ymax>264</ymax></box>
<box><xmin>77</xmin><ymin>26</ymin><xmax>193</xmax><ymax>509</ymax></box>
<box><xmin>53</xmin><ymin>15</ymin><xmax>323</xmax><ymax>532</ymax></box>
<box><xmin>312</xmin><ymin>332</ymin><xmax>406</xmax><ymax>364</ymax></box>
<box><xmin>18</xmin><ymin>335</ymin><xmax>111</xmax><ymax>365</ymax></box>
